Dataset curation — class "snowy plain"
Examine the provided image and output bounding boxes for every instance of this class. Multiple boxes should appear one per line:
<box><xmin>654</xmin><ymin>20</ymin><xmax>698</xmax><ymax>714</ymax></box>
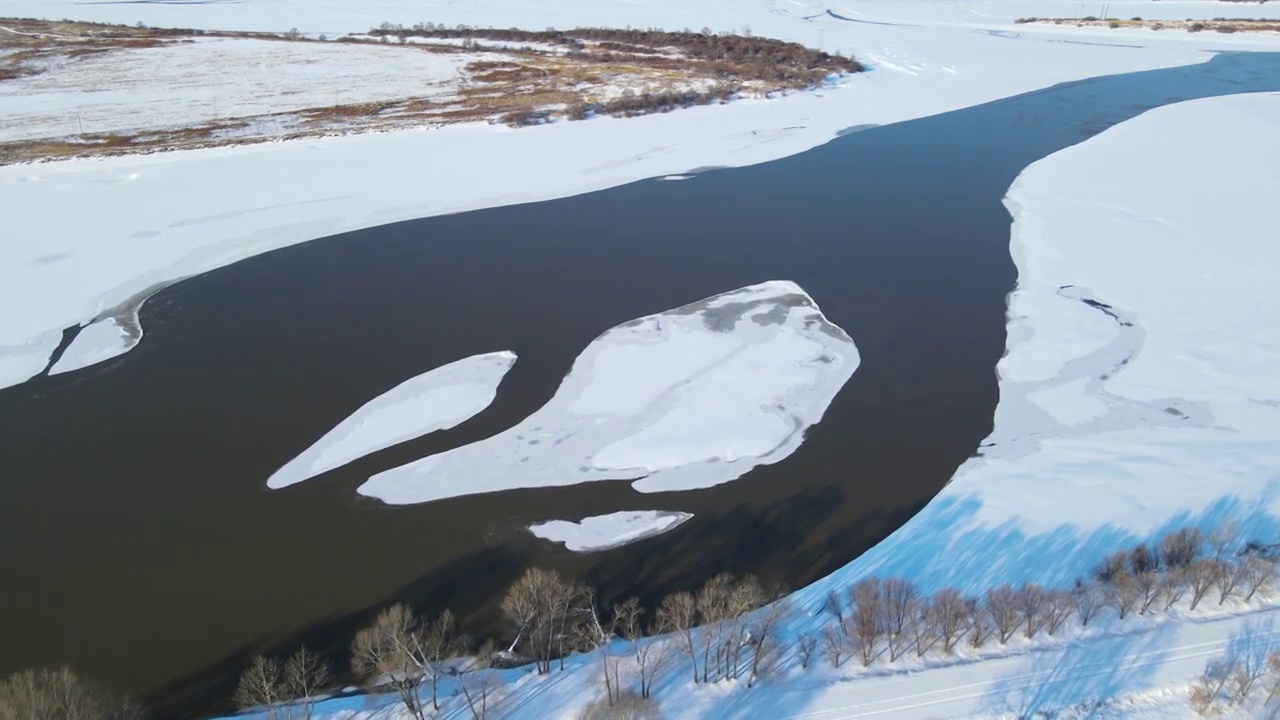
<box><xmin>357</xmin><ymin>281</ymin><xmax>857</xmax><ymax>504</ymax></box>
<box><xmin>267</xmin><ymin>351</ymin><xmax>516</xmax><ymax>490</ymax></box>
<box><xmin>0</xmin><ymin>36</ymin><xmax>468</xmax><ymax>142</ymax></box>
<box><xmin>527</xmin><ymin>510</ymin><xmax>694</xmax><ymax>553</ymax></box>
<box><xmin>4</xmin><ymin>0</ymin><xmax>1280</xmax><ymax>389</ymax></box>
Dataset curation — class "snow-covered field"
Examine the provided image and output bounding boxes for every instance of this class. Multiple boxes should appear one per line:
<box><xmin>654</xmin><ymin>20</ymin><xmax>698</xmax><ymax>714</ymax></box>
<box><xmin>267</xmin><ymin>351</ymin><xmax>516</xmax><ymax>490</ymax></box>
<box><xmin>4</xmin><ymin>0</ymin><xmax>1279</xmax><ymax>390</ymax></box>
<box><xmin>0</xmin><ymin>37</ymin><xmax>466</xmax><ymax>142</ymax></box>
<box><xmin>357</xmin><ymin>281</ymin><xmax>857</xmax><ymax>504</ymax></box>
<box><xmin>528</xmin><ymin>510</ymin><xmax>694</xmax><ymax>552</ymax></box>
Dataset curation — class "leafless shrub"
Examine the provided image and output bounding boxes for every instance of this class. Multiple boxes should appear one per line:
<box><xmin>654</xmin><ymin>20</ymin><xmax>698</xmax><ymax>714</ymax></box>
<box><xmin>881</xmin><ymin>578</ymin><xmax>919</xmax><ymax>661</ymax></box>
<box><xmin>1094</xmin><ymin>551</ymin><xmax>1129</xmax><ymax>584</ymax></box>
<box><xmin>1042</xmin><ymin>589</ymin><xmax>1074</xmax><ymax>636</ymax></box>
<box><xmin>967</xmin><ymin>597</ymin><xmax>994</xmax><ymax>649</ymax></box>
<box><xmin>821</xmin><ymin>623</ymin><xmax>847</xmax><ymax>668</ymax></box>
<box><xmin>1184</xmin><ymin>561</ymin><xmax>1218</xmax><ymax>611</ymax></box>
<box><xmin>1106</xmin><ymin>571</ymin><xmax>1142</xmax><ymax>620</ymax></box>
<box><xmin>797</xmin><ymin>634</ymin><xmax>818</xmax><ymax>669</ymax></box>
<box><xmin>1209</xmin><ymin>523</ymin><xmax>1240</xmax><ymax>561</ymax></box>
<box><xmin>848</xmin><ymin>577</ymin><xmax>885</xmax><ymax>665</ymax></box>
<box><xmin>351</xmin><ymin>604</ymin><xmax>463</xmax><ymax>719</ymax></box>
<box><xmin>283</xmin><ymin>27</ymin><xmax>302</xmax><ymax>41</ymax></box>
<box><xmin>501</xmin><ymin>567</ymin><xmax>591</xmax><ymax>674</ymax></box>
<box><xmin>930</xmin><ymin>588</ymin><xmax>970</xmax><ymax>654</ymax></box>
<box><xmin>1213</xmin><ymin>560</ymin><xmax>1243</xmax><ymax>605</ymax></box>
<box><xmin>1016</xmin><ymin>584</ymin><xmax>1046</xmax><ymax>639</ymax></box>
<box><xmin>1160</xmin><ymin>568</ymin><xmax>1190</xmax><ymax>611</ymax></box>
<box><xmin>1264</xmin><ymin>651</ymin><xmax>1280</xmax><ymax>706</ymax></box>
<box><xmin>1162</xmin><ymin>529</ymin><xmax>1204</xmax><ymax>570</ymax></box>
<box><xmin>1188</xmin><ymin>657</ymin><xmax>1234</xmax><ymax>714</ymax></box>
<box><xmin>1242</xmin><ymin>557</ymin><xmax>1277</xmax><ymax>602</ymax></box>
<box><xmin>746</xmin><ymin>596</ymin><xmax>791</xmax><ymax>686</ymax></box>
<box><xmin>0</xmin><ymin>667</ymin><xmax>141</xmax><ymax>720</ymax></box>
<box><xmin>657</xmin><ymin>591</ymin><xmax>698</xmax><ymax>683</ymax></box>
<box><xmin>1227</xmin><ymin>651</ymin><xmax>1267</xmax><ymax>705</ymax></box>
<box><xmin>577</xmin><ymin>690</ymin><xmax>664</xmax><ymax>720</ymax></box>
<box><xmin>985</xmin><ymin>585</ymin><xmax>1021</xmax><ymax>644</ymax></box>
<box><xmin>1073</xmin><ymin>580</ymin><xmax>1104</xmax><ymax>626</ymax></box>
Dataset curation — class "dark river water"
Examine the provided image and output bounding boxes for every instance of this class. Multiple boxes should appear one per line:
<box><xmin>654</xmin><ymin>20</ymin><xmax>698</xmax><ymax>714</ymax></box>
<box><xmin>1</xmin><ymin>52</ymin><xmax>1278</xmax><ymax>718</ymax></box>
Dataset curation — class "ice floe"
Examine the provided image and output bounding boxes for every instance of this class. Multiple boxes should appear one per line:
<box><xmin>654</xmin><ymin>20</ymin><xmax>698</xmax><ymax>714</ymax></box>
<box><xmin>267</xmin><ymin>351</ymin><xmax>516</xmax><ymax>489</ymax></box>
<box><xmin>528</xmin><ymin>510</ymin><xmax>694</xmax><ymax>552</ymax></box>
<box><xmin>49</xmin><ymin>316</ymin><xmax>139</xmax><ymax>376</ymax></box>
<box><xmin>359</xmin><ymin>281</ymin><xmax>858</xmax><ymax>504</ymax></box>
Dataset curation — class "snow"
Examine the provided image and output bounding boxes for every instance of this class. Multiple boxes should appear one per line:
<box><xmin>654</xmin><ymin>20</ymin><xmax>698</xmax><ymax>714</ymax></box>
<box><xmin>0</xmin><ymin>37</ymin><xmax>466</xmax><ymax>142</ymax></box>
<box><xmin>358</xmin><ymin>281</ymin><xmax>857</xmax><ymax>504</ymax></box>
<box><xmin>266</xmin><ymin>351</ymin><xmax>516</xmax><ymax>489</ymax></box>
<box><xmin>528</xmin><ymin>510</ymin><xmax>694</xmax><ymax>552</ymax></box>
<box><xmin>48</xmin><ymin>316</ymin><xmax>138</xmax><ymax>375</ymax></box>
<box><xmin>5</xmin><ymin>0</ymin><xmax>1278</xmax><ymax>390</ymax></box>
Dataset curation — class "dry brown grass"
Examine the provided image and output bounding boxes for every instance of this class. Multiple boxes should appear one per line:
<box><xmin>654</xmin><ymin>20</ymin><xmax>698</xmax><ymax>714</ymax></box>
<box><xmin>1014</xmin><ymin>16</ymin><xmax>1280</xmax><ymax>32</ymax></box>
<box><xmin>1</xmin><ymin>17</ymin><xmax>865</xmax><ymax>164</ymax></box>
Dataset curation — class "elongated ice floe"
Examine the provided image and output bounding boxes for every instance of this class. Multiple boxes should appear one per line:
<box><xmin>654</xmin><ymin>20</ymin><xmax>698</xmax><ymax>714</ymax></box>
<box><xmin>359</xmin><ymin>281</ymin><xmax>858</xmax><ymax>504</ymax></box>
<box><xmin>49</xmin><ymin>315</ymin><xmax>141</xmax><ymax>376</ymax></box>
<box><xmin>267</xmin><ymin>351</ymin><xmax>516</xmax><ymax>489</ymax></box>
<box><xmin>529</xmin><ymin>511</ymin><xmax>694</xmax><ymax>553</ymax></box>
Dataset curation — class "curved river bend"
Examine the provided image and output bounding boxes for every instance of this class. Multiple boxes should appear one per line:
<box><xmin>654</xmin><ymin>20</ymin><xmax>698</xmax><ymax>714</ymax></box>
<box><xmin>1</xmin><ymin>52</ymin><xmax>1277</xmax><ymax>717</ymax></box>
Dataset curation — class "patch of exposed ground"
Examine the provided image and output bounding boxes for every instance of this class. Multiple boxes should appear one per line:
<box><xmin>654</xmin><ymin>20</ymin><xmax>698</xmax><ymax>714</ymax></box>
<box><xmin>0</xmin><ymin>18</ymin><xmax>863</xmax><ymax>165</ymax></box>
<box><xmin>1015</xmin><ymin>16</ymin><xmax>1280</xmax><ymax>33</ymax></box>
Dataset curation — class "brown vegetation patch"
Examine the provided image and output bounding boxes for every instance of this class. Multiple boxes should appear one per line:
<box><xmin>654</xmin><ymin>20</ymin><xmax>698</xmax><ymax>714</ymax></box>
<box><xmin>1015</xmin><ymin>16</ymin><xmax>1280</xmax><ymax>32</ymax></box>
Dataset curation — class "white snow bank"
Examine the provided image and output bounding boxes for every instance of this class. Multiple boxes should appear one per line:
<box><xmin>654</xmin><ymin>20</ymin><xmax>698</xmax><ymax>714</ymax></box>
<box><xmin>0</xmin><ymin>37</ymin><xmax>465</xmax><ymax>142</ymax></box>
<box><xmin>359</xmin><ymin>281</ymin><xmax>857</xmax><ymax>504</ymax></box>
<box><xmin>800</xmin><ymin>92</ymin><xmax>1280</xmax><ymax>597</ymax></box>
<box><xmin>3</xmin><ymin>0</ymin><xmax>1258</xmax><ymax>390</ymax></box>
<box><xmin>528</xmin><ymin>510</ymin><xmax>693</xmax><ymax>552</ymax></box>
<box><xmin>48</xmin><ymin>316</ymin><xmax>138</xmax><ymax>376</ymax></box>
<box><xmin>267</xmin><ymin>351</ymin><xmax>515</xmax><ymax>489</ymax></box>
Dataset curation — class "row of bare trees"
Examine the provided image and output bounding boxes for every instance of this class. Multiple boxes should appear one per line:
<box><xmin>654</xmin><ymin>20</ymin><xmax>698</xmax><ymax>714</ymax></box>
<box><xmin>0</xmin><ymin>667</ymin><xmax>142</xmax><ymax>720</ymax></box>
<box><xmin>801</xmin><ymin>525</ymin><xmax>1278</xmax><ymax>673</ymax></box>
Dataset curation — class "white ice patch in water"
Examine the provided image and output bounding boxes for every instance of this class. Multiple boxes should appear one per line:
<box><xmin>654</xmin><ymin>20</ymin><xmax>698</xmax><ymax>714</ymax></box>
<box><xmin>267</xmin><ymin>351</ymin><xmax>516</xmax><ymax>489</ymax></box>
<box><xmin>360</xmin><ymin>281</ymin><xmax>858</xmax><ymax>504</ymax></box>
<box><xmin>49</xmin><ymin>316</ymin><xmax>138</xmax><ymax>376</ymax></box>
<box><xmin>529</xmin><ymin>510</ymin><xmax>694</xmax><ymax>553</ymax></box>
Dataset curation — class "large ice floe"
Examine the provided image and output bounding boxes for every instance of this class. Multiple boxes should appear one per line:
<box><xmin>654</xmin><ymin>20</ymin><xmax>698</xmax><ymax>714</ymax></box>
<box><xmin>357</xmin><ymin>281</ymin><xmax>857</xmax><ymax>505</ymax></box>
<box><xmin>48</xmin><ymin>315</ymin><xmax>140</xmax><ymax>376</ymax></box>
<box><xmin>267</xmin><ymin>351</ymin><xmax>516</xmax><ymax>489</ymax></box>
<box><xmin>528</xmin><ymin>510</ymin><xmax>694</xmax><ymax>553</ymax></box>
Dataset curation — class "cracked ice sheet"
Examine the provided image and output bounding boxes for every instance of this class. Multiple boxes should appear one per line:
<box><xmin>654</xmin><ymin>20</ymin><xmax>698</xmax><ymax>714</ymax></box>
<box><xmin>359</xmin><ymin>281</ymin><xmax>858</xmax><ymax>505</ymax></box>
<box><xmin>267</xmin><ymin>351</ymin><xmax>516</xmax><ymax>489</ymax></box>
<box><xmin>528</xmin><ymin>511</ymin><xmax>694</xmax><ymax>553</ymax></box>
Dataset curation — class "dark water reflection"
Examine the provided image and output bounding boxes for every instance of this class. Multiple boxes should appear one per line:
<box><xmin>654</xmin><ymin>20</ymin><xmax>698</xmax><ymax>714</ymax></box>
<box><xmin>1</xmin><ymin>52</ymin><xmax>1277</xmax><ymax>718</ymax></box>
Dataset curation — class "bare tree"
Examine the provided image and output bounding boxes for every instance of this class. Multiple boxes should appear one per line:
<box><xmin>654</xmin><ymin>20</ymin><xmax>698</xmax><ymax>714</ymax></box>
<box><xmin>695</xmin><ymin>574</ymin><xmax>733</xmax><ymax>682</ymax></box>
<box><xmin>967</xmin><ymin>597</ymin><xmax>993</xmax><ymax>649</ymax></box>
<box><xmin>235</xmin><ymin>656</ymin><xmax>287</xmax><ymax>720</ymax></box>
<box><xmin>1208</xmin><ymin>522</ymin><xmax>1240</xmax><ymax>562</ymax></box>
<box><xmin>657</xmin><ymin>591</ymin><xmax>698</xmax><ymax>683</ymax></box>
<box><xmin>351</xmin><ymin>603</ymin><xmax>451</xmax><ymax>720</ymax></box>
<box><xmin>1094</xmin><ymin>551</ymin><xmax>1129</xmax><ymax>584</ymax></box>
<box><xmin>880</xmin><ymin>578</ymin><xmax>919</xmax><ymax>662</ymax></box>
<box><xmin>1189</xmin><ymin>657</ymin><xmax>1233</xmax><ymax>715</ymax></box>
<box><xmin>1264</xmin><ymin>651</ymin><xmax>1280</xmax><ymax>706</ymax></box>
<box><xmin>821</xmin><ymin>623</ymin><xmax>846</xmax><ymax>668</ymax></box>
<box><xmin>459</xmin><ymin>641</ymin><xmax>501</xmax><ymax>720</ymax></box>
<box><xmin>910</xmin><ymin>595</ymin><xmax>936</xmax><ymax>658</ymax></box>
<box><xmin>284</xmin><ymin>647</ymin><xmax>332</xmax><ymax>720</ymax></box>
<box><xmin>1187</xmin><ymin>560</ymin><xmax>1218</xmax><ymax>610</ymax></box>
<box><xmin>1072</xmin><ymin>580</ymin><xmax>1103</xmax><ymax>626</ymax></box>
<box><xmin>726</xmin><ymin>576</ymin><xmax>769</xmax><ymax>680</ymax></box>
<box><xmin>0</xmin><ymin>667</ymin><xmax>141</xmax><ymax>720</ymax></box>
<box><xmin>985</xmin><ymin>585</ymin><xmax>1021</xmax><ymax>644</ymax></box>
<box><xmin>501</xmin><ymin>567</ymin><xmax>589</xmax><ymax>674</ymax></box>
<box><xmin>848</xmin><ymin>577</ymin><xmax>885</xmax><ymax>666</ymax></box>
<box><xmin>1161</xmin><ymin>527</ymin><xmax>1203</xmax><ymax>570</ymax></box>
<box><xmin>796</xmin><ymin>634</ymin><xmax>818</xmax><ymax>670</ymax></box>
<box><xmin>1136</xmin><ymin>572</ymin><xmax>1162</xmax><ymax>615</ymax></box>
<box><xmin>1227</xmin><ymin>650</ymin><xmax>1267</xmax><ymax>705</ymax></box>
<box><xmin>577</xmin><ymin>690</ymin><xmax>662</xmax><ymax>720</ymax></box>
<box><xmin>1129</xmin><ymin>543</ymin><xmax>1160</xmax><ymax>575</ymax></box>
<box><xmin>1042</xmin><ymin>589</ymin><xmax>1073</xmax><ymax>636</ymax></box>
<box><xmin>1016</xmin><ymin>584</ymin><xmax>1046</xmax><ymax>639</ymax></box>
<box><xmin>1106</xmin><ymin>571</ymin><xmax>1141</xmax><ymax>620</ymax></box>
<box><xmin>1160</xmin><ymin>567</ymin><xmax>1190</xmax><ymax>611</ymax></box>
<box><xmin>1242</xmin><ymin>557</ymin><xmax>1277</xmax><ymax>603</ymax></box>
<box><xmin>747</xmin><ymin>597</ymin><xmax>791</xmax><ymax>687</ymax></box>
<box><xmin>1213</xmin><ymin>560</ymin><xmax>1243</xmax><ymax>605</ymax></box>
<box><xmin>930</xmin><ymin>588</ymin><xmax>969</xmax><ymax>654</ymax></box>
